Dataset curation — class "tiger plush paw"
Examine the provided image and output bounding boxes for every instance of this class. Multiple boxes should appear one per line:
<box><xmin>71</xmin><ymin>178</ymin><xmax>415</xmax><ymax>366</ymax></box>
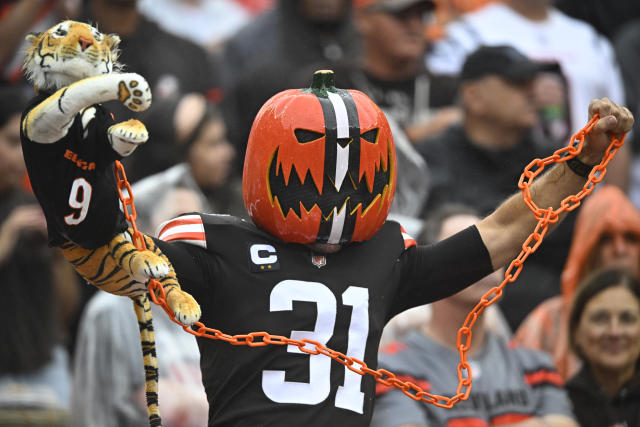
<box><xmin>109</xmin><ymin>231</ymin><xmax>169</xmax><ymax>283</ymax></box>
<box><xmin>60</xmin><ymin>241</ymin><xmax>150</xmax><ymax>297</ymax></box>
<box><xmin>126</xmin><ymin>249</ymin><xmax>170</xmax><ymax>283</ymax></box>
<box><xmin>117</xmin><ymin>73</ymin><xmax>152</xmax><ymax>112</ymax></box>
<box><xmin>166</xmin><ymin>289</ymin><xmax>201</xmax><ymax>325</ymax></box>
<box><xmin>108</xmin><ymin>119</ymin><xmax>149</xmax><ymax>156</ymax></box>
<box><xmin>133</xmin><ymin>232</ymin><xmax>202</xmax><ymax>325</ymax></box>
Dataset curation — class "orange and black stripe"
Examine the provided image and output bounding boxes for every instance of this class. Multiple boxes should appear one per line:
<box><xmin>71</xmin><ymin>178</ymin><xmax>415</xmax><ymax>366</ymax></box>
<box><xmin>523</xmin><ymin>367</ymin><xmax>564</xmax><ymax>388</ymax></box>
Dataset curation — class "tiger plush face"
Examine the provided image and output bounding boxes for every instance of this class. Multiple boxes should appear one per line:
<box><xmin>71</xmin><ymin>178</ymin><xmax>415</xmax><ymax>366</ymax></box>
<box><xmin>23</xmin><ymin>20</ymin><xmax>121</xmax><ymax>91</ymax></box>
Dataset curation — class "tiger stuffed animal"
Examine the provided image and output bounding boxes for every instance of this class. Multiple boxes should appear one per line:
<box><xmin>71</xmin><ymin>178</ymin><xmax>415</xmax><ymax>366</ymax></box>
<box><xmin>21</xmin><ymin>20</ymin><xmax>201</xmax><ymax>426</ymax></box>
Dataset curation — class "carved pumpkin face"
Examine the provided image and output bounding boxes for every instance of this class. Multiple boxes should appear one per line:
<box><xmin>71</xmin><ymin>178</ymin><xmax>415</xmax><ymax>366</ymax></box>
<box><xmin>243</xmin><ymin>70</ymin><xmax>396</xmax><ymax>244</ymax></box>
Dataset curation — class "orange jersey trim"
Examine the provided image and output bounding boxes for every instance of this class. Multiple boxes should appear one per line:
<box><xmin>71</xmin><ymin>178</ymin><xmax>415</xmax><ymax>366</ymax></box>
<box><xmin>524</xmin><ymin>369</ymin><xmax>564</xmax><ymax>387</ymax></box>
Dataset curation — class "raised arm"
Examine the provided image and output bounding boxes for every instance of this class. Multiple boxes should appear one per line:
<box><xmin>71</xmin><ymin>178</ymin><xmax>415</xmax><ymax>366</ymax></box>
<box><xmin>22</xmin><ymin>72</ymin><xmax>151</xmax><ymax>143</ymax></box>
<box><xmin>477</xmin><ymin>98</ymin><xmax>634</xmax><ymax>269</ymax></box>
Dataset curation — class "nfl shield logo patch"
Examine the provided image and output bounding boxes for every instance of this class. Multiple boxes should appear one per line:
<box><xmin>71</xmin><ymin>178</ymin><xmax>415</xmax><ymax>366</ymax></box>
<box><xmin>311</xmin><ymin>253</ymin><xmax>326</xmax><ymax>268</ymax></box>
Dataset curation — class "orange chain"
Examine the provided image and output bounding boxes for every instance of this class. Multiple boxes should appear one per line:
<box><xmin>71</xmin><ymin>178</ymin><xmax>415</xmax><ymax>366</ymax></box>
<box><xmin>114</xmin><ymin>114</ymin><xmax>624</xmax><ymax>408</ymax></box>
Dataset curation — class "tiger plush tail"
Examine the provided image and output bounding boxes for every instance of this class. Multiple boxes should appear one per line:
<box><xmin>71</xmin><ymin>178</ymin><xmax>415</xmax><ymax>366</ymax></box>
<box><xmin>60</xmin><ymin>230</ymin><xmax>200</xmax><ymax>426</ymax></box>
<box><xmin>60</xmin><ymin>239</ymin><xmax>164</xmax><ymax>426</ymax></box>
<box><xmin>133</xmin><ymin>294</ymin><xmax>162</xmax><ymax>427</ymax></box>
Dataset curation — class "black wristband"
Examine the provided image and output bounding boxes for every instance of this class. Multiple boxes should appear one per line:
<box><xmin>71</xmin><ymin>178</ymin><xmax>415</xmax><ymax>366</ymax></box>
<box><xmin>565</xmin><ymin>156</ymin><xmax>594</xmax><ymax>178</ymax></box>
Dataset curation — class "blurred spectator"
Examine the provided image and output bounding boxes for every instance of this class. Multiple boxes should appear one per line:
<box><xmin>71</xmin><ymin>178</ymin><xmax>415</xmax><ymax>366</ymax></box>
<box><xmin>379</xmin><ymin>204</ymin><xmax>512</xmax><ymax>350</ymax></box>
<box><xmin>371</xmin><ymin>205</ymin><xmax>577</xmax><ymax>427</ymax></box>
<box><xmin>0</xmin><ymin>0</ymin><xmax>79</xmax><ymax>85</ymax></box>
<box><xmin>131</xmin><ymin>96</ymin><xmax>245</xmax><ymax>232</ymax></box>
<box><xmin>384</xmin><ymin>115</ymin><xmax>431</xmax><ymax>219</ymax></box>
<box><xmin>426</xmin><ymin>0</ymin><xmax>631</xmax><ymax>191</ymax></box>
<box><xmin>83</xmin><ymin>0</ymin><xmax>220</xmax><ymax>182</ymax></box>
<box><xmin>71</xmin><ymin>185</ymin><xmax>208</xmax><ymax>427</ymax></box>
<box><xmin>219</xmin><ymin>0</ymin><xmax>360</xmax><ymax>166</ymax></box>
<box><xmin>417</xmin><ymin>45</ymin><xmax>552</xmax><ymax>216</ymax></box>
<box><xmin>350</xmin><ymin>0</ymin><xmax>460</xmax><ymax>143</ymax></box>
<box><xmin>555</xmin><ymin>0</ymin><xmax>640</xmax><ymax>41</ymax></box>
<box><xmin>614</xmin><ymin>19</ymin><xmax>640</xmax><ymax>208</ymax></box>
<box><xmin>565</xmin><ymin>268</ymin><xmax>640</xmax><ymax>427</ymax></box>
<box><xmin>416</xmin><ymin>45</ymin><xmax>572</xmax><ymax>330</ymax></box>
<box><xmin>0</xmin><ymin>84</ymin><xmax>72</xmax><ymax>425</ymax></box>
<box><xmin>514</xmin><ymin>186</ymin><xmax>640</xmax><ymax>380</ymax></box>
<box><xmin>219</xmin><ymin>0</ymin><xmax>357</xmax><ymax>87</ymax></box>
<box><xmin>329</xmin><ymin>0</ymin><xmax>460</xmax><ymax>218</ymax></box>
<box><xmin>137</xmin><ymin>0</ymin><xmax>252</xmax><ymax>53</ymax></box>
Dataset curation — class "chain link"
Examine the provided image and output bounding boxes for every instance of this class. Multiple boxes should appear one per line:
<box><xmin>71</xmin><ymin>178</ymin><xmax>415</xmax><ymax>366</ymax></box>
<box><xmin>113</xmin><ymin>114</ymin><xmax>624</xmax><ymax>408</ymax></box>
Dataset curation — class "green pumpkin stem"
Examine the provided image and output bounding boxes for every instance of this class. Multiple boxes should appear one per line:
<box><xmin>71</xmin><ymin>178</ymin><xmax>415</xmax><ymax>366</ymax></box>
<box><xmin>307</xmin><ymin>70</ymin><xmax>337</xmax><ymax>96</ymax></box>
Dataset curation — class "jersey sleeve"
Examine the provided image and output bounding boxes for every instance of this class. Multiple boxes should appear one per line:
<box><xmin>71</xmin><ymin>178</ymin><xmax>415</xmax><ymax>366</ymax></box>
<box><xmin>91</xmin><ymin>104</ymin><xmax>122</xmax><ymax>165</ymax></box>
<box><xmin>153</xmin><ymin>229</ymin><xmax>214</xmax><ymax>305</ymax></box>
<box><xmin>390</xmin><ymin>225</ymin><xmax>493</xmax><ymax>317</ymax></box>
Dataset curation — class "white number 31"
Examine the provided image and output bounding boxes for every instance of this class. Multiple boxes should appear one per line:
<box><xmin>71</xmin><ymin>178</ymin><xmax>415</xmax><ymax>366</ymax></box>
<box><xmin>263</xmin><ymin>280</ymin><xmax>369</xmax><ymax>414</ymax></box>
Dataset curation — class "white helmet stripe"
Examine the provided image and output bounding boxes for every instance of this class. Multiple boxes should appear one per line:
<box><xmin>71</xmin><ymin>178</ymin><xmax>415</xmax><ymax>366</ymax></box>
<box><xmin>327</xmin><ymin>206</ymin><xmax>346</xmax><ymax>244</ymax></box>
<box><xmin>328</xmin><ymin>92</ymin><xmax>350</xmax><ymax>139</ymax></box>
<box><xmin>328</xmin><ymin>92</ymin><xmax>350</xmax><ymax>191</ymax></box>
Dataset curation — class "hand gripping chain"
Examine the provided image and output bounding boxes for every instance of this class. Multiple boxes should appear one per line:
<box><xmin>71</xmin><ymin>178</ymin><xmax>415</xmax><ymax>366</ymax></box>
<box><xmin>114</xmin><ymin>114</ymin><xmax>624</xmax><ymax>408</ymax></box>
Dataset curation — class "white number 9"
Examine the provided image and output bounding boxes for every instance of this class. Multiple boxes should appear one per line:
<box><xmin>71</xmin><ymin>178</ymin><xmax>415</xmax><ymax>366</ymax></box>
<box><xmin>64</xmin><ymin>177</ymin><xmax>92</xmax><ymax>225</ymax></box>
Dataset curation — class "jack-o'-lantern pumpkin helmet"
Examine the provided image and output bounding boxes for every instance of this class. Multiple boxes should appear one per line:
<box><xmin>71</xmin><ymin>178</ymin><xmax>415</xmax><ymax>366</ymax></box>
<box><xmin>242</xmin><ymin>70</ymin><xmax>396</xmax><ymax>244</ymax></box>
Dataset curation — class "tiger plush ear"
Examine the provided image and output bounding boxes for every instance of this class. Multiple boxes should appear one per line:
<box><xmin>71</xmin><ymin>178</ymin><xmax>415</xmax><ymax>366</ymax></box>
<box><xmin>25</xmin><ymin>31</ymin><xmax>41</xmax><ymax>44</ymax></box>
<box><xmin>105</xmin><ymin>33</ymin><xmax>121</xmax><ymax>63</ymax></box>
<box><xmin>105</xmin><ymin>33</ymin><xmax>121</xmax><ymax>49</ymax></box>
<box><xmin>24</xmin><ymin>32</ymin><xmax>42</xmax><ymax>90</ymax></box>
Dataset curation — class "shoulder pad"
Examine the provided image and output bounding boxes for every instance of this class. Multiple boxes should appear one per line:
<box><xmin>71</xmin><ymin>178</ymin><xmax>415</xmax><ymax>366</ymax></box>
<box><xmin>156</xmin><ymin>213</ymin><xmax>265</xmax><ymax>250</ymax></box>
<box><xmin>383</xmin><ymin>219</ymin><xmax>417</xmax><ymax>250</ymax></box>
<box><xmin>156</xmin><ymin>213</ymin><xmax>207</xmax><ymax>248</ymax></box>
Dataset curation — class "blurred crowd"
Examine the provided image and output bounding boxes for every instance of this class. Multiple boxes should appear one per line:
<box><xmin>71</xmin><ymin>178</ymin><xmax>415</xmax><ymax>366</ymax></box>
<box><xmin>1</xmin><ymin>0</ymin><xmax>639</xmax><ymax>426</ymax></box>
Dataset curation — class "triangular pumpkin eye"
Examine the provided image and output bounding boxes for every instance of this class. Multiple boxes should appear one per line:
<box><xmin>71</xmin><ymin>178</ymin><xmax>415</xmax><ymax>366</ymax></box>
<box><xmin>361</xmin><ymin>128</ymin><xmax>378</xmax><ymax>143</ymax></box>
<box><xmin>294</xmin><ymin>129</ymin><xmax>324</xmax><ymax>143</ymax></box>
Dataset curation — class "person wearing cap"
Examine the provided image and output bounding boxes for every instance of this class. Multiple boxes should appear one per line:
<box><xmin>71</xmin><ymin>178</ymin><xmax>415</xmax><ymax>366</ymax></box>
<box><xmin>426</xmin><ymin>0</ymin><xmax>631</xmax><ymax>192</ymax></box>
<box><xmin>324</xmin><ymin>0</ymin><xmax>461</xmax><ymax>219</ymax></box>
<box><xmin>416</xmin><ymin>45</ymin><xmax>577</xmax><ymax>330</ymax></box>
<box><xmin>45</xmin><ymin>64</ymin><xmax>633</xmax><ymax>425</ymax></box>
<box><xmin>350</xmin><ymin>0</ymin><xmax>461</xmax><ymax>145</ymax></box>
<box><xmin>417</xmin><ymin>45</ymin><xmax>553</xmax><ymax>217</ymax></box>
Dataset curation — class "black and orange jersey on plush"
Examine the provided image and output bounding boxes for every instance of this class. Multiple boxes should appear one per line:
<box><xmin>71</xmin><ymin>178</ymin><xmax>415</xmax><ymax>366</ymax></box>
<box><xmin>20</xmin><ymin>91</ymin><xmax>128</xmax><ymax>248</ymax></box>
<box><xmin>154</xmin><ymin>213</ymin><xmax>493</xmax><ymax>427</ymax></box>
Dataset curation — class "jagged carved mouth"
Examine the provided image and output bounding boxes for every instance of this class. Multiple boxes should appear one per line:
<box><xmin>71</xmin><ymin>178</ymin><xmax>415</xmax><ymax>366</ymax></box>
<box><xmin>267</xmin><ymin>146</ymin><xmax>392</xmax><ymax>220</ymax></box>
